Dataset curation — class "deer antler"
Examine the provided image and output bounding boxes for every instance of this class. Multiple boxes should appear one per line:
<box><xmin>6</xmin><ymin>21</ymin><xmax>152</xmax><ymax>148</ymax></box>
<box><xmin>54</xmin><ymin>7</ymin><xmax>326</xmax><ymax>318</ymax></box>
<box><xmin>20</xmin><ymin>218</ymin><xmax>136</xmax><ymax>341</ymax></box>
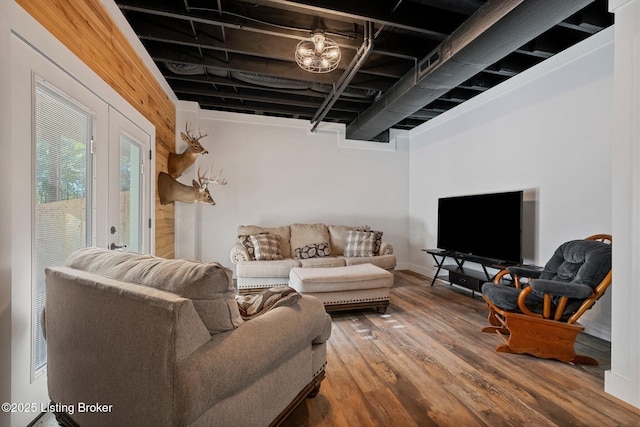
<box><xmin>208</xmin><ymin>169</ymin><xmax>228</xmax><ymax>186</ymax></box>
<box><xmin>183</xmin><ymin>121</ymin><xmax>208</xmax><ymax>143</ymax></box>
<box><xmin>196</xmin><ymin>166</ymin><xmax>208</xmax><ymax>188</ymax></box>
<box><xmin>199</xmin><ymin>163</ymin><xmax>228</xmax><ymax>186</ymax></box>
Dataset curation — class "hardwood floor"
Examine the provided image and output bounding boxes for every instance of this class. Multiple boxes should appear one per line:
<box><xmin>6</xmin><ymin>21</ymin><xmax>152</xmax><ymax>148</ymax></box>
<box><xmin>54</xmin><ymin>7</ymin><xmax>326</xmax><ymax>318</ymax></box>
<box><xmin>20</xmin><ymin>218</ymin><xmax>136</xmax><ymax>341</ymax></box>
<box><xmin>32</xmin><ymin>270</ymin><xmax>639</xmax><ymax>426</ymax></box>
<box><xmin>281</xmin><ymin>270</ymin><xmax>640</xmax><ymax>427</ymax></box>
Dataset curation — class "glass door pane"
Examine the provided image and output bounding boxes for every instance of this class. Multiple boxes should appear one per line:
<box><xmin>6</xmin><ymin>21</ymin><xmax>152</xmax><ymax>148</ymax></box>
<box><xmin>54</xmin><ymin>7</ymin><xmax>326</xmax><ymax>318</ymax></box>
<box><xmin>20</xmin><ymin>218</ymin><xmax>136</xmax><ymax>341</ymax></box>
<box><xmin>108</xmin><ymin>107</ymin><xmax>151</xmax><ymax>254</ymax></box>
<box><xmin>33</xmin><ymin>79</ymin><xmax>93</xmax><ymax>376</ymax></box>
<box><xmin>119</xmin><ymin>135</ymin><xmax>142</xmax><ymax>253</ymax></box>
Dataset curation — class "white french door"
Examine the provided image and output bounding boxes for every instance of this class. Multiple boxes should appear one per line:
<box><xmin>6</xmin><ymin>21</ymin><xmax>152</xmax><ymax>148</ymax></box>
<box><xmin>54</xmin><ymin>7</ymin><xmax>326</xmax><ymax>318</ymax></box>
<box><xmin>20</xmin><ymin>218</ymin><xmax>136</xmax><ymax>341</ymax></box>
<box><xmin>12</xmin><ymin>36</ymin><xmax>108</xmax><ymax>420</ymax></box>
<box><xmin>11</xmin><ymin>34</ymin><xmax>154</xmax><ymax>425</ymax></box>
<box><xmin>105</xmin><ymin>108</ymin><xmax>152</xmax><ymax>254</ymax></box>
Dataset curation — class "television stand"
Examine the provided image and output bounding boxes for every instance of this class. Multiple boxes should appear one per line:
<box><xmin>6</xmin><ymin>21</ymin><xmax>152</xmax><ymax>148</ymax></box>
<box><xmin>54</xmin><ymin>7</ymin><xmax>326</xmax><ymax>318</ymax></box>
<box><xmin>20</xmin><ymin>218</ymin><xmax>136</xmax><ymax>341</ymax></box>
<box><xmin>422</xmin><ymin>249</ymin><xmax>515</xmax><ymax>297</ymax></box>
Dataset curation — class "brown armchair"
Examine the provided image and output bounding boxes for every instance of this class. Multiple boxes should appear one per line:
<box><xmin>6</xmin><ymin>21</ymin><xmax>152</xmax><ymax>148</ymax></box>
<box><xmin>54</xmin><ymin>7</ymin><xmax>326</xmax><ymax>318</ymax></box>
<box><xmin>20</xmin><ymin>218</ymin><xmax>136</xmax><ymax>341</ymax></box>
<box><xmin>481</xmin><ymin>234</ymin><xmax>612</xmax><ymax>364</ymax></box>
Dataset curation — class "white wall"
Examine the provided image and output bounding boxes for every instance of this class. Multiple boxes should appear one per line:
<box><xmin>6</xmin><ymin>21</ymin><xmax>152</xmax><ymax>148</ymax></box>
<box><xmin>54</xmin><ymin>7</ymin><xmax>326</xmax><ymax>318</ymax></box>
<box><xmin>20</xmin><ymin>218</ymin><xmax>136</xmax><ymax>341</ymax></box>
<box><xmin>606</xmin><ymin>0</ymin><xmax>640</xmax><ymax>409</ymax></box>
<box><xmin>174</xmin><ymin>107</ymin><xmax>410</xmax><ymax>272</ymax></box>
<box><xmin>407</xmin><ymin>28</ymin><xmax>615</xmax><ymax>339</ymax></box>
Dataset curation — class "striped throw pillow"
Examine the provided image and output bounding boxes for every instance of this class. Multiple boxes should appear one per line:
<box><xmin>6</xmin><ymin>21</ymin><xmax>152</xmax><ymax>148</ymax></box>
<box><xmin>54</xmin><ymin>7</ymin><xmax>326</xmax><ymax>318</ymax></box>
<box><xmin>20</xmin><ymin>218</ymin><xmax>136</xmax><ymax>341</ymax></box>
<box><xmin>343</xmin><ymin>230</ymin><xmax>376</xmax><ymax>257</ymax></box>
<box><xmin>249</xmin><ymin>233</ymin><xmax>283</xmax><ymax>261</ymax></box>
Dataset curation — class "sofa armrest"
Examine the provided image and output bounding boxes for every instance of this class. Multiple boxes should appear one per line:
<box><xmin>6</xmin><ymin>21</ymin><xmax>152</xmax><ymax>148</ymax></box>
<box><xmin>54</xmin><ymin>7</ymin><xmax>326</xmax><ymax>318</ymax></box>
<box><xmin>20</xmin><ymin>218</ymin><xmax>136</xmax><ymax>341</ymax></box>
<box><xmin>230</xmin><ymin>242</ymin><xmax>250</xmax><ymax>264</ymax></box>
<box><xmin>175</xmin><ymin>295</ymin><xmax>331</xmax><ymax>425</ymax></box>
<box><xmin>45</xmin><ymin>266</ymin><xmax>211</xmax><ymax>426</ymax></box>
<box><xmin>529</xmin><ymin>279</ymin><xmax>594</xmax><ymax>299</ymax></box>
<box><xmin>313</xmin><ymin>312</ymin><xmax>332</xmax><ymax>344</ymax></box>
<box><xmin>380</xmin><ymin>242</ymin><xmax>394</xmax><ymax>255</ymax></box>
<box><xmin>507</xmin><ymin>265</ymin><xmax>543</xmax><ymax>279</ymax></box>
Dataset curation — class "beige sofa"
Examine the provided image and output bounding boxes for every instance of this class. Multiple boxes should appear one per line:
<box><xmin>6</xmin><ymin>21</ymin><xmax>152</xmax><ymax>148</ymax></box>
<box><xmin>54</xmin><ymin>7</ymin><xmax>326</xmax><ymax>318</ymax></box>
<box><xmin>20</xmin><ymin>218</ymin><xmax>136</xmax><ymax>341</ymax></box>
<box><xmin>230</xmin><ymin>223</ymin><xmax>396</xmax><ymax>292</ymax></box>
<box><xmin>43</xmin><ymin>247</ymin><xmax>332</xmax><ymax>427</ymax></box>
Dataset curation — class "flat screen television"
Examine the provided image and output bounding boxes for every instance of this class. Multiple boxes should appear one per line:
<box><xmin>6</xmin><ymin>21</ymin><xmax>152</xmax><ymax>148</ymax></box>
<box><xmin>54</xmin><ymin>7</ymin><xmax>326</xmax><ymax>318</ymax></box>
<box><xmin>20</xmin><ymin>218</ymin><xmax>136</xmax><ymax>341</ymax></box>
<box><xmin>437</xmin><ymin>190</ymin><xmax>523</xmax><ymax>264</ymax></box>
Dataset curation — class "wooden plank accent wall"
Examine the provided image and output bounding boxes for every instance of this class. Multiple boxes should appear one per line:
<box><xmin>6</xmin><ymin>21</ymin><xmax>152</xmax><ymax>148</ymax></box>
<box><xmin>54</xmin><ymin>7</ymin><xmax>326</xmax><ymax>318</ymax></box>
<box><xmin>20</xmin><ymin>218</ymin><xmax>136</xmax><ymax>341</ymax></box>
<box><xmin>17</xmin><ymin>0</ymin><xmax>177</xmax><ymax>258</ymax></box>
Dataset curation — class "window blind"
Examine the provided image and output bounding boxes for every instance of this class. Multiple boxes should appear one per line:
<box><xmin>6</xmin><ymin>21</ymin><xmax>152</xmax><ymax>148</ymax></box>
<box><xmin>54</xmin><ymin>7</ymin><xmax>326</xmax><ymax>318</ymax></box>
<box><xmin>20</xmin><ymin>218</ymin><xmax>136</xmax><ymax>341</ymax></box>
<box><xmin>33</xmin><ymin>79</ymin><xmax>93</xmax><ymax>378</ymax></box>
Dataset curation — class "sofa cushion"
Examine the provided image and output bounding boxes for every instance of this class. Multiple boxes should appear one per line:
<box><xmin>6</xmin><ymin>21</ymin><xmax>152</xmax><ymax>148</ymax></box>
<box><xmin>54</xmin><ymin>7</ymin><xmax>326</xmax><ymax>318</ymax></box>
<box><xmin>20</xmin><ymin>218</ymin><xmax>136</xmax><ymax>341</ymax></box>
<box><xmin>344</xmin><ymin>230</ymin><xmax>376</xmax><ymax>257</ymax></box>
<box><xmin>294</xmin><ymin>242</ymin><xmax>331</xmax><ymax>260</ymax></box>
<box><xmin>290</xmin><ymin>224</ymin><xmax>330</xmax><ymax>255</ymax></box>
<box><xmin>342</xmin><ymin>254</ymin><xmax>397</xmax><ymax>270</ymax></box>
<box><xmin>64</xmin><ymin>247</ymin><xmax>243</xmax><ymax>335</ymax></box>
<box><xmin>299</xmin><ymin>257</ymin><xmax>346</xmax><ymax>268</ymax></box>
<box><xmin>250</xmin><ymin>234</ymin><xmax>284</xmax><ymax>261</ymax></box>
<box><xmin>236</xmin><ymin>259</ymin><xmax>302</xmax><ymax>278</ymax></box>
<box><xmin>238</xmin><ymin>225</ymin><xmax>292</xmax><ymax>258</ymax></box>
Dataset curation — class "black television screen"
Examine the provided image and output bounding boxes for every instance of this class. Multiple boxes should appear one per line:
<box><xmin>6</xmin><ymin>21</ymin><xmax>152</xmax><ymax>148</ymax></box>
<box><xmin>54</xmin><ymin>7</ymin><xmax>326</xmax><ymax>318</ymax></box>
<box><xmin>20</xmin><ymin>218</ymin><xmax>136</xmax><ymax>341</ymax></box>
<box><xmin>437</xmin><ymin>190</ymin><xmax>523</xmax><ymax>264</ymax></box>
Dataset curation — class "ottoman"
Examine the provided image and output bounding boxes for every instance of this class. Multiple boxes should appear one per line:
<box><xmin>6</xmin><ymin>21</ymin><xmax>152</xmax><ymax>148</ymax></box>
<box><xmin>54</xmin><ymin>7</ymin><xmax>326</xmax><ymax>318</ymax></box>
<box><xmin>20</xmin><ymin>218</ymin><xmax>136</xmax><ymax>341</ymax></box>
<box><xmin>289</xmin><ymin>263</ymin><xmax>394</xmax><ymax>313</ymax></box>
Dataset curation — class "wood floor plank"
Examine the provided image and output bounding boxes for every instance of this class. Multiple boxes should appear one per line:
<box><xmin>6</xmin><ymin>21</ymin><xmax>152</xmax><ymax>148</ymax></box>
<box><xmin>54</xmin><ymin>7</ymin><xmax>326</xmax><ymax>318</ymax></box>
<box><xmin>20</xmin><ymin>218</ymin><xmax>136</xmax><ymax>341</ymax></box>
<box><xmin>34</xmin><ymin>270</ymin><xmax>639</xmax><ymax>427</ymax></box>
<box><xmin>282</xmin><ymin>270</ymin><xmax>640</xmax><ymax>427</ymax></box>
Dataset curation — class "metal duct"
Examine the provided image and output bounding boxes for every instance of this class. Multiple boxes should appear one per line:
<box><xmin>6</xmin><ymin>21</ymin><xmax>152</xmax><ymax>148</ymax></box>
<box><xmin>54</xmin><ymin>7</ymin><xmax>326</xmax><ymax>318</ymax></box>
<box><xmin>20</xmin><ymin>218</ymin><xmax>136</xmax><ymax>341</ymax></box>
<box><xmin>345</xmin><ymin>0</ymin><xmax>595</xmax><ymax>141</ymax></box>
<box><xmin>165</xmin><ymin>64</ymin><xmax>377</xmax><ymax>98</ymax></box>
<box><xmin>232</xmin><ymin>72</ymin><xmax>377</xmax><ymax>98</ymax></box>
<box><xmin>165</xmin><ymin>62</ymin><xmax>207</xmax><ymax>75</ymax></box>
<box><xmin>311</xmin><ymin>21</ymin><xmax>375</xmax><ymax>131</ymax></box>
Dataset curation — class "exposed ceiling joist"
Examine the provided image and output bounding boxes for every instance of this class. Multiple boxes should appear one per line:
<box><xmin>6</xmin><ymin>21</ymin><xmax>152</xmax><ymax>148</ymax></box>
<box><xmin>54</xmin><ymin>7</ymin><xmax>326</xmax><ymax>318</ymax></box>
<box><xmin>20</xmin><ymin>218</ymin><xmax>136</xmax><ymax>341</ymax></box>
<box><xmin>116</xmin><ymin>0</ymin><xmax>612</xmax><ymax>142</ymax></box>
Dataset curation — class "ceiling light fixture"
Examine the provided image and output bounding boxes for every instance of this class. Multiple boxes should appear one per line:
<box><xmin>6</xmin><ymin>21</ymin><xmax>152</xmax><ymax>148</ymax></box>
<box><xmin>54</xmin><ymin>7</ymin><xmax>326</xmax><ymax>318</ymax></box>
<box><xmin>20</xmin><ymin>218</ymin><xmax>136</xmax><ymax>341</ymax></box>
<box><xmin>295</xmin><ymin>30</ymin><xmax>341</xmax><ymax>73</ymax></box>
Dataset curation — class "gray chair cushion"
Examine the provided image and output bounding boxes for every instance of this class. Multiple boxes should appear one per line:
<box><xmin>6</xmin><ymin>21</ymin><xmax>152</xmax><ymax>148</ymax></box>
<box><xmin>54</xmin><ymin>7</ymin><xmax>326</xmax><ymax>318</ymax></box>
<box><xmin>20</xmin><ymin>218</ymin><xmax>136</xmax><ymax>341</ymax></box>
<box><xmin>482</xmin><ymin>282</ymin><xmax>545</xmax><ymax>314</ymax></box>
<box><xmin>483</xmin><ymin>239</ymin><xmax>611</xmax><ymax>319</ymax></box>
<box><xmin>539</xmin><ymin>240</ymin><xmax>611</xmax><ymax>287</ymax></box>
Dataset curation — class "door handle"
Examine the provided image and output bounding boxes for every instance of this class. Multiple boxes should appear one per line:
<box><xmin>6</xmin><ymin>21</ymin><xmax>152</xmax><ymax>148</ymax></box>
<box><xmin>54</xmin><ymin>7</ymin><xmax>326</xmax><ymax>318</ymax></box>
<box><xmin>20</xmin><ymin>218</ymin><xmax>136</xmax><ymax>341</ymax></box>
<box><xmin>110</xmin><ymin>243</ymin><xmax>127</xmax><ymax>250</ymax></box>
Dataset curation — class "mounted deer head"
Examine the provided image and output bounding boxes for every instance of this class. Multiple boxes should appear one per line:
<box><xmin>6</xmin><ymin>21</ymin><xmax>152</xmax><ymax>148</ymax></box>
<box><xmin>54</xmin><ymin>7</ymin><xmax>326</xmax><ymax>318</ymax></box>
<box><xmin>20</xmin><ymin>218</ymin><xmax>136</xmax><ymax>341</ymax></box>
<box><xmin>158</xmin><ymin>165</ymin><xmax>227</xmax><ymax>205</ymax></box>
<box><xmin>158</xmin><ymin>169</ymin><xmax>213</xmax><ymax>205</ymax></box>
<box><xmin>167</xmin><ymin>122</ymin><xmax>209</xmax><ymax>178</ymax></box>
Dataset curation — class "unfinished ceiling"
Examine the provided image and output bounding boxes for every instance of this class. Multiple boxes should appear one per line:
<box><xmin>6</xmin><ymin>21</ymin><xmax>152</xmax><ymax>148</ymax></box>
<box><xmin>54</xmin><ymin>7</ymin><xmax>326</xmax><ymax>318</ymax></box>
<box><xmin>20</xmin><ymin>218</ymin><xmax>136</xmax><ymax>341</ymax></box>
<box><xmin>115</xmin><ymin>0</ymin><xmax>613</xmax><ymax>141</ymax></box>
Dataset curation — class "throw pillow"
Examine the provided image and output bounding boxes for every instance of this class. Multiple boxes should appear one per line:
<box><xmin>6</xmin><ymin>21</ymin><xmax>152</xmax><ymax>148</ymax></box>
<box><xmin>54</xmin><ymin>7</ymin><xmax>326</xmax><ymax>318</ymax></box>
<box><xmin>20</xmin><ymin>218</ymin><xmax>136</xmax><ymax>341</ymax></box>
<box><xmin>371</xmin><ymin>230</ymin><xmax>383</xmax><ymax>255</ymax></box>
<box><xmin>238</xmin><ymin>225</ymin><xmax>292</xmax><ymax>258</ymax></box>
<box><xmin>250</xmin><ymin>233</ymin><xmax>284</xmax><ymax>260</ymax></box>
<box><xmin>237</xmin><ymin>235</ymin><xmax>256</xmax><ymax>260</ymax></box>
<box><xmin>344</xmin><ymin>230</ymin><xmax>376</xmax><ymax>257</ymax></box>
<box><xmin>236</xmin><ymin>285</ymin><xmax>301</xmax><ymax>319</ymax></box>
<box><xmin>294</xmin><ymin>242</ymin><xmax>331</xmax><ymax>260</ymax></box>
<box><xmin>328</xmin><ymin>225</ymin><xmax>370</xmax><ymax>255</ymax></box>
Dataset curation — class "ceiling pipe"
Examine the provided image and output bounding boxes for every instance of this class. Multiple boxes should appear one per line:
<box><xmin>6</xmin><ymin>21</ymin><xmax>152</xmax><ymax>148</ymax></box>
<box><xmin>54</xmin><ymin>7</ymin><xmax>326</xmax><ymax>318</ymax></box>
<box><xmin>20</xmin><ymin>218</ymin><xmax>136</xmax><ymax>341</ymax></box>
<box><xmin>119</xmin><ymin>4</ymin><xmax>313</xmax><ymax>42</ymax></box>
<box><xmin>345</xmin><ymin>0</ymin><xmax>595</xmax><ymax>141</ymax></box>
<box><xmin>310</xmin><ymin>21</ymin><xmax>374</xmax><ymax>132</ymax></box>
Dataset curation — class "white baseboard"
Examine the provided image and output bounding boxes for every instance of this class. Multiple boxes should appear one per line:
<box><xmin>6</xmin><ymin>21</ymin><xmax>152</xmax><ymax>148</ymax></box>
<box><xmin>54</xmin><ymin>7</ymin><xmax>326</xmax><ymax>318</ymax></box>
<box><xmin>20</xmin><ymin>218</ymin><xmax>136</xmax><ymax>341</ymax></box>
<box><xmin>584</xmin><ymin>323</ymin><xmax>611</xmax><ymax>342</ymax></box>
<box><xmin>605</xmin><ymin>370</ymin><xmax>640</xmax><ymax>409</ymax></box>
<box><xmin>397</xmin><ymin>262</ymin><xmax>435</xmax><ymax>278</ymax></box>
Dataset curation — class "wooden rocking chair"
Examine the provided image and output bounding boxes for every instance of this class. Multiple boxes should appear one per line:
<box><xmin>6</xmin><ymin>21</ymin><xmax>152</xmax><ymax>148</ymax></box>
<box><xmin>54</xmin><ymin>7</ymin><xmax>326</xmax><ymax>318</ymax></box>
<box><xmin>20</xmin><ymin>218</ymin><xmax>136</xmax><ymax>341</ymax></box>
<box><xmin>481</xmin><ymin>234</ymin><xmax>612</xmax><ymax>364</ymax></box>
